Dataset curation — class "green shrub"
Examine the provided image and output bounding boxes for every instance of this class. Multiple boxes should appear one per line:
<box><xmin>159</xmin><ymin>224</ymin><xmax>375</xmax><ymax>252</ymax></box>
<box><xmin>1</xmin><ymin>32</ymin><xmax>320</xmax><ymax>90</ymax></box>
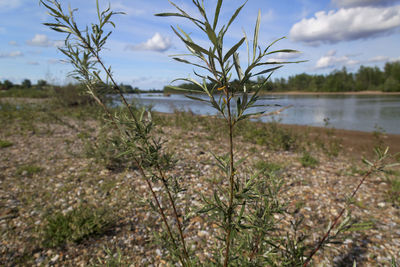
<box><xmin>53</xmin><ymin>84</ymin><xmax>94</xmax><ymax>107</ymax></box>
<box><xmin>42</xmin><ymin>204</ymin><xmax>114</xmax><ymax>247</ymax></box>
<box><xmin>0</xmin><ymin>87</ymin><xmax>52</xmax><ymax>98</ymax></box>
<box><xmin>82</xmin><ymin>129</ymin><xmax>131</xmax><ymax>172</ymax></box>
<box><xmin>386</xmin><ymin>176</ymin><xmax>400</xmax><ymax>207</ymax></box>
<box><xmin>254</xmin><ymin>160</ymin><xmax>282</xmax><ymax>173</ymax></box>
<box><xmin>237</xmin><ymin>120</ymin><xmax>298</xmax><ymax>151</ymax></box>
<box><xmin>300</xmin><ymin>151</ymin><xmax>319</xmax><ymax>168</ymax></box>
<box><xmin>0</xmin><ymin>139</ymin><xmax>13</xmax><ymax>148</ymax></box>
<box><xmin>93</xmin><ymin>247</ymin><xmax>128</xmax><ymax>267</ymax></box>
<box><xmin>15</xmin><ymin>164</ymin><xmax>43</xmax><ymax>177</ymax></box>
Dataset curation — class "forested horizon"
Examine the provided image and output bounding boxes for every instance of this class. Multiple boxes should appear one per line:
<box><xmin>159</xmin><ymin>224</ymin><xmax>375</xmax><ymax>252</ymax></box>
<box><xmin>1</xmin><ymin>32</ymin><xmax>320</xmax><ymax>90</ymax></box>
<box><xmin>165</xmin><ymin>61</ymin><xmax>400</xmax><ymax>93</ymax></box>
<box><xmin>1</xmin><ymin>61</ymin><xmax>399</xmax><ymax>93</ymax></box>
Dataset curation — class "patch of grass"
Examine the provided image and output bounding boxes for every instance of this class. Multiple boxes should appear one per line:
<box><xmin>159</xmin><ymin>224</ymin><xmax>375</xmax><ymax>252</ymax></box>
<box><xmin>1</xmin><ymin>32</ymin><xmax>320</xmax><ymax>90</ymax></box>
<box><xmin>299</xmin><ymin>151</ymin><xmax>319</xmax><ymax>168</ymax></box>
<box><xmin>386</xmin><ymin>176</ymin><xmax>400</xmax><ymax>207</ymax></box>
<box><xmin>0</xmin><ymin>87</ymin><xmax>52</xmax><ymax>98</ymax></box>
<box><xmin>93</xmin><ymin>247</ymin><xmax>128</xmax><ymax>267</ymax></box>
<box><xmin>81</xmin><ymin>128</ymin><xmax>132</xmax><ymax>172</ymax></box>
<box><xmin>155</xmin><ymin>110</ymin><xmax>223</xmax><ymax>137</ymax></box>
<box><xmin>237</xmin><ymin>120</ymin><xmax>299</xmax><ymax>151</ymax></box>
<box><xmin>254</xmin><ymin>160</ymin><xmax>282</xmax><ymax>173</ymax></box>
<box><xmin>15</xmin><ymin>164</ymin><xmax>43</xmax><ymax>177</ymax></box>
<box><xmin>42</xmin><ymin>204</ymin><xmax>115</xmax><ymax>248</ymax></box>
<box><xmin>0</xmin><ymin>139</ymin><xmax>13</xmax><ymax>148</ymax></box>
<box><xmin>315</xmin><ymin>136</ymin><xmax>342</xmax><ymax>157</ymax></box>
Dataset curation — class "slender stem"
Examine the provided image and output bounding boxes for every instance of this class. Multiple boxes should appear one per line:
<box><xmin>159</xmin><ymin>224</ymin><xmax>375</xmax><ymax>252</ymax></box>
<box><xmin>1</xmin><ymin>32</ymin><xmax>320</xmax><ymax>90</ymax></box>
<box><xmin>136</xmin><ymin>161</ymin><xmax>187</xmax><ymax>267</ymax></box>
<box><xmin>80</xmin><ymin>39</ymin><xmax>189</xmax><ymax>266</ymax></box>
<box><xmin>92</xmin><ymin>51</ymin><xmax>137</xmax><ymax>121</ymax></box>
<box><xmin>303</xmin><ymin>164</ymin><xmax>376</xmax><ymax>267</ymax></box>
<box><xmin>157</xmin><ymin>166</ymin><xmax>191</xmax><ymax>265</ymax></box>
<box><xmin>223</xmin><ymin>91</ymin><xmax>235</xmax><ymax>267</ymax></box>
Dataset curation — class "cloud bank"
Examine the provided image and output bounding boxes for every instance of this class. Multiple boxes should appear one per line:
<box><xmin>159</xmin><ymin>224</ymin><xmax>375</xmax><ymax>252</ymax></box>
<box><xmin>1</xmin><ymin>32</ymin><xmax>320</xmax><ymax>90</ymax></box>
<box><xmin>290</xmin><ymin>5</ymin><xmax>400</xmax><ymax>45</ymax></box>
<box><xmin>315</xmin><ymin>50</ymin><xmax>359</xmax><ymax>69</ymax></box>
<box><xmin>126</xmin><ymin>33</ymin><xmax>172</xmax><ymax>52</ymax></box>
<box><xmin>26</xmin><ymin>34</ymin><xmax>53</xmax><ymax>47</ymax></box>
<box><xmin>0</xmin><ymin>0</ymin><xmax>22</xmax><ymax>10</ymax></box>
<box><xmin>0</xmin><ymin>51</ymin><xmax>23</xmax><ymax>58</ymax></box>
<box><xmin>332</xmin><ymin>0</ymin><xmax>400</xmax><ymax>7</ymax></box>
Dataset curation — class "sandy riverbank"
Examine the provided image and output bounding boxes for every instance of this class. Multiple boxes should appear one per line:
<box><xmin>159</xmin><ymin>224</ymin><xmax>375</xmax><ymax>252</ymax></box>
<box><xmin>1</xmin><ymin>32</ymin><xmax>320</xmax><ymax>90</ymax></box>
<box><xmin>260</xmin><ymin>90</ymin><xmax>400</xmax><ymax>95</ymax></box>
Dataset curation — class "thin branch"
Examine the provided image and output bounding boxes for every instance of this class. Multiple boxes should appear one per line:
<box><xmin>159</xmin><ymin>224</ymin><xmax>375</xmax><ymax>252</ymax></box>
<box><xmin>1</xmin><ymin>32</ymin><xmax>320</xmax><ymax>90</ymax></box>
<box><xmin>303</xmin><ymin>162</ymin><xmax>378</xmax><ymax>267</ymax></box>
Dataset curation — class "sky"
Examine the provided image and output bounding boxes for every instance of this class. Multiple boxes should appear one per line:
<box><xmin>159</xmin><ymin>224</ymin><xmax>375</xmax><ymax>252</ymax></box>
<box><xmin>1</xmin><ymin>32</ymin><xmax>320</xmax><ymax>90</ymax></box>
<box><xmin>1</xmin><ymin>0</ymin><xmax>400</xmax><ymax>89</ymax></box>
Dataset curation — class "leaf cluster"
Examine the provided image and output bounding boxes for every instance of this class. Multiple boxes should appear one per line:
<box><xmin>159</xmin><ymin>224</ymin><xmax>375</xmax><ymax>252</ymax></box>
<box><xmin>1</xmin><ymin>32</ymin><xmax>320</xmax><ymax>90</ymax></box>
<box><xmin>157</xmin><ymin>0</ymin><xmax>303</xmax><ymax>123</ymax></box>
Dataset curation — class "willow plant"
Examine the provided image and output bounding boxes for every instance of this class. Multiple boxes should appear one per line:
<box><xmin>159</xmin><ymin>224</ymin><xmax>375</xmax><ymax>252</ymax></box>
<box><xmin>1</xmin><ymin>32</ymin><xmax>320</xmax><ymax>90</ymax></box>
<box><xmin>156</xmin><ymin>0</ymin><xmax>303</xmax><ymax>265</ymax></box>
<box><xmin>41</xmin><ymin>0</ymin><xmax>398</xmax><ymax>266</ymax></box>
<box><xmin>40</xmin><ymin>0</ymin><xmax>190</xmax><ymax>265</ymax></box>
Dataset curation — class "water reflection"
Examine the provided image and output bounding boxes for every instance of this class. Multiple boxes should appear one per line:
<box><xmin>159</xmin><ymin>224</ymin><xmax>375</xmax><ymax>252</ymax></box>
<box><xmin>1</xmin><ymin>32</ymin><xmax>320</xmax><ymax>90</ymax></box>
<box><xmin>119</xmin><ymin>94</ymin><xmax>400</xmax><ymax>134</ymax></box>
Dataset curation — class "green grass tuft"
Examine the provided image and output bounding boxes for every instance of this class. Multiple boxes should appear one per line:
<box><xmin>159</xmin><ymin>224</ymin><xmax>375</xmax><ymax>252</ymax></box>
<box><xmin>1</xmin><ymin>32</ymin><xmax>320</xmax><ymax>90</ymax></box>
<box><xmin>254</xmin><ymin>160</ymin><xmax>282</xmax><ymax>173</ymax></box>
<box><xmin>42</xmin><ymin>204</ymin><xmax>115</xmax><ymax>248</ymax></box>
<box><xmin>15</xmin><ymin>164</ymin><xmax>43</xmax><ymax>177</ymax></box>
<box><xmin>0</xmin><ymin>139</ymin><xmax>13</xmax><ymax>148</ymax></box>
<box><xmin>386</xmin><ymin>175</ymin><xmax>400</xmax><ymax>207</ymax></box>
<box><xmin>299</xmin><ymin>151</ymin><xmax>319</xmax><ymax>168</ymax></box>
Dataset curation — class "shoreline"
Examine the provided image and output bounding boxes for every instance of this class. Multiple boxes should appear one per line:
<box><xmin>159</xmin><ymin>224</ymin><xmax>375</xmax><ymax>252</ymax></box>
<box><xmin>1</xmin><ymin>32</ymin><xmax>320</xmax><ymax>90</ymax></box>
<box><xmin>160</xmin><ymin>90</ymin><xmax>400</xmax><ymax>96</ymax></box>
<box><xmin>279</xmin><ymin>123</ymin><xmax>400</xmax><ymax>156</ymax></box>
<box><xmin>259</xmin><ymin>90</ymin><xmax>400</xmax><ymax>96</ymax></box>
<box><xmin>157</xmin><ymin>111</ymin><xmax>400</xmax><ymax>156</ymax></box>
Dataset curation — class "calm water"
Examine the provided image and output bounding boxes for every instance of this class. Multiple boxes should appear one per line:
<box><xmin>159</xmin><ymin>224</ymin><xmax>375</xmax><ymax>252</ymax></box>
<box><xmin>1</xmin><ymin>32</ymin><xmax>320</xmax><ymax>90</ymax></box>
<box><xmin>122</xmin><ymin>93</ymin><xmax>400</xmax><ymax>134</ymax></box>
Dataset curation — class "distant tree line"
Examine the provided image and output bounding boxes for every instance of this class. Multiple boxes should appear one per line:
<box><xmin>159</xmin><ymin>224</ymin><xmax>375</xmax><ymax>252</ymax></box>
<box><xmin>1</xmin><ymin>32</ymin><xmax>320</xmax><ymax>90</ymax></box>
<box><xmin>0</xmin><ymin>79</ymin><xmax>48</xmax><ymax>90</ymax></box>
<box><xmin>0</xmin><ymin>79</ymin><xmax>164</xmax><ymax>94</ymax></box>
<box><xmin>164</xmin><ymin>61</ymin><xmax>400</xmax><ymax>93</ymax></box>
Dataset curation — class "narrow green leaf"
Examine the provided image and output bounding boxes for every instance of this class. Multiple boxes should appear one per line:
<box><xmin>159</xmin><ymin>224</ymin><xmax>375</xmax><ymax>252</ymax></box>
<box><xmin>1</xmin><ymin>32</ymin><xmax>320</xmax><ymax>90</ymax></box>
<box><xmin>233</xmin><ymin>52</ymin><xmax>244</xmax><ymax>81</ymax></box>
<box><xmin>224</xmin><ymin>37</ymin><xmax>245</xmax><ymax>63</ymax></box>
<box><xmin>205</xmin><ymin>22</ymin><xmax>218</xmax><ymax>46</ymax></box>
<box><xmin>155</xmin><ymin>12</ymin><xmax>188</xmax><ymax>17</ymax></box>
<box><xmin>213</xmin><ymin>0</ymin><xmax>223</xmax><ymax>30</ymax></box>
<box><xmin>266</xmin><ymin>49</ymin><xmax>300</xmax><ymax>55</ymax></box>
<box><xmin>172</xmin><ymin>57</ymin><xmax>208</xmax><ymax>70</ymax></box>
<box><xmin>164</xmin><ymin>85</ymin><xmax>203</xmax><ymax>94</ymax></box>
<box><xmin>185</xmin><ymin>94</ymin><xmax>209</xmax><ymax>103</ymax></box>
<box><xmin>253</xmin><ymin>10</ymin><xmax>261</xmax><ymax>63</ymax></box>
<box><xmin>254</xmin><ymin>60</ymin><xmax>306</xmax><ymax>67</ymax></box>
<box><xmin>253</xmin><ymin>66</ymin><xmax>282</xmax><ymax>77</ymax></box>
<box><xmin>96</xmin><ymin>0</ymin><xmax>101</xmax><ymax>22</ymax></box>
<box><xmin>264</xmin><ymin>36</ymin><xmax>286</xmax><ymax>54</ymax></box>
<box><xmin>226</xmin><ymin>1</ymin><xmax>247</xmax><ymax>32</ymax></box>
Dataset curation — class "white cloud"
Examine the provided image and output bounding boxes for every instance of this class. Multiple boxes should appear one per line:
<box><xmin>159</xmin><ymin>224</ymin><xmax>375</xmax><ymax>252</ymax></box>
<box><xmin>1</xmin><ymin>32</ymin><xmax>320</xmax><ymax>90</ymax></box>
<box><xmin>9</xmin><ymin>41</ymin><xmax>18</xmax><ymax>46</ymax></box>
<box><xmin>111</xmin><ymin>2</ymin><xmax>145</xmax><ymax>16</ymax></box>
<box><xmin>290</xmin><ymin>5</ymin><xmax>400</xmax><ymax>45</ymax></box>
<box><xmin>390</xmin><ymin>56</ymin><xmax>400</xmax><ymax>61</ymax></box>
<box><xmin>261</xmin><ymin>9</ymin><xmax>275</xmax><ymax>22</ymax></box>
<box><xmin>368</xmin><ymin>55</ymin><xmax>390</xmax><ymax>62</ymax></box>
<box><xmin>126</xmin><ymin>33</ymin><xmax>172</xmax><ymax>52</ymax></box>
<box><xmin>267</xmin><ymin>52</ymin><xmax>303</xmax><ymax>62</ymax></box>
<box><xmin>315</xmin><ymin>50</ymin><xmax>359</xmax><ymax>69</ymax></box>
<box><xmin>27</xmin><ymin>34</ymin><xmax>53</xmax><ymax>47</ymax></box>
<box><xmin>0</xmin><ymin>0</ymin><xmax>22</xmax><ymax>10</ymax></box>
<box><xmin>0</xmin><ymin>51</ymin><xmax>23</xmax><ymax>58</ymax></box>
<box><xmin>27</xmin><ymin>61</ymin><xmax>39</xmax><ymax>65</ymax></box>
<box><xmin>53</xmin><ymin>40</ymin><xmax>64</xmax><ymax>48</ymax></box>
<box><xmin>26</xmin><ymin>34</ymin><xmax>64</xmax><ymax>48</ymax></box>
<box><xmin>332</xmin><ymin>0</ymin><xmax>400</xmax><ymax>7</ymax></box>
<box><xmin>47</xmin><ymin>59</ymin><xmax>67</xmax><ymax>65</ymax></box>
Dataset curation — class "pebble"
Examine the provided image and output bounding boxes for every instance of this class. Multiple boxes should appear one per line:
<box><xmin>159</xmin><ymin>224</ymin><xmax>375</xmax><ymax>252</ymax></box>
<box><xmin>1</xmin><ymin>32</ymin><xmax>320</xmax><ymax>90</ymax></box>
<box><xmin>1</xmin><ymin>111</ymin><xmax>399</xmax><ymax>266</ymax></box>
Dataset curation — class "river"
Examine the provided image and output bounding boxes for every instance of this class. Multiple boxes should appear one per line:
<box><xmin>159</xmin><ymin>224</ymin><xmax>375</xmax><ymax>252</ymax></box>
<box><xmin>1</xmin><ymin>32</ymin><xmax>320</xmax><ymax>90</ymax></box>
<box><xmin>121</xmin><ymin>93</ymin><xmax>400</xmax><ymax>134</ymax></box>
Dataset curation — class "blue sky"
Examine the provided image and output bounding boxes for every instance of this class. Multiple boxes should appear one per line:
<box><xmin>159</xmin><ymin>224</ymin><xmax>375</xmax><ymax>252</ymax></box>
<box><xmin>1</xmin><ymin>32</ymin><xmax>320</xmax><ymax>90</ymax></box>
<box><xmin>1</xmin><ymin>0</ymin><xmax>400</xmax><ymax>89</ymax></box>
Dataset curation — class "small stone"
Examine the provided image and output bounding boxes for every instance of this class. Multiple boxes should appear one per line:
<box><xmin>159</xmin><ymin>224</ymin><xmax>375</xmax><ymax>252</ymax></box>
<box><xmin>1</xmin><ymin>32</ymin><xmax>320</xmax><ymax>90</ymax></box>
<box><xmin>50</xmin><ymin>254</ymin><xmax>59</xmax><ymax>262</ymax></box>
<box><xmin>198</xmin><ymin>230</ymin><xmax>209</xmax><ymax>238</ymax></box>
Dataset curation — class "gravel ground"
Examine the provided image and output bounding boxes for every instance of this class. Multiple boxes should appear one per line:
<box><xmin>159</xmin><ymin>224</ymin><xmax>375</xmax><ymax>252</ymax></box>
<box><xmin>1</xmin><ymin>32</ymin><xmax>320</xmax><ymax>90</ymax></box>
<box><xmin>1</xmin><ymin>101</ymin><xmax>399</xmax><ymax>266</ymax></box>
